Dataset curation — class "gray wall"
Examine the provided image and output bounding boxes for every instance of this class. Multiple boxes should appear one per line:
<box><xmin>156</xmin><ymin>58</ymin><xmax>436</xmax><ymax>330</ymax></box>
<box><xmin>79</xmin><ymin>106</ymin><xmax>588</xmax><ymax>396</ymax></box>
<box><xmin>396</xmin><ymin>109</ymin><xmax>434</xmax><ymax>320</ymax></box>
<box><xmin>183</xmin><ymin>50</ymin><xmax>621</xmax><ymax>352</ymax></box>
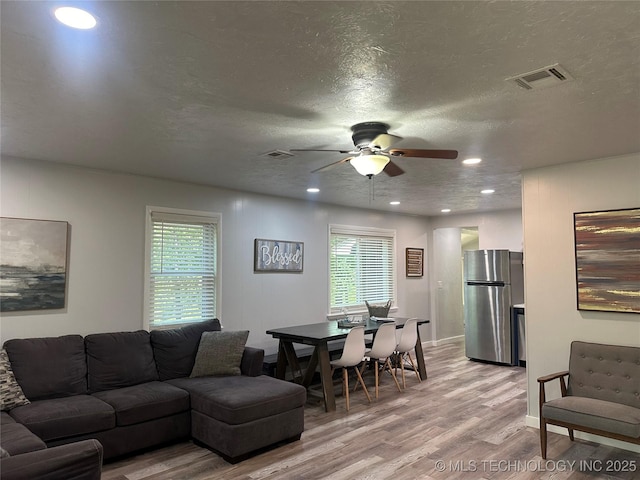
<box><xmin>522</xmin><ymin>152</ymin><xmax>640</xmax><ymax>452</ymax></box>
<box><xmin>0</xmin><ymin>157</ymin><xmax>432</xmax><ymax>353</ymax></box>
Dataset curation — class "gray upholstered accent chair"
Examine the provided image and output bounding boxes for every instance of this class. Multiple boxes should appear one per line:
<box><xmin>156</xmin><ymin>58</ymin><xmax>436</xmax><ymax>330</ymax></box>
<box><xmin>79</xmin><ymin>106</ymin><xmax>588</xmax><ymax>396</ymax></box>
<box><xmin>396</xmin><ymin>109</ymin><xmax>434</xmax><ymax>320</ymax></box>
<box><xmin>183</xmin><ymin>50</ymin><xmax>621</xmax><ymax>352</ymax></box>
<box><xmin>538</xmin><ymin>341</ymin><xmax>640</xmax><ymax>459</ymax></box>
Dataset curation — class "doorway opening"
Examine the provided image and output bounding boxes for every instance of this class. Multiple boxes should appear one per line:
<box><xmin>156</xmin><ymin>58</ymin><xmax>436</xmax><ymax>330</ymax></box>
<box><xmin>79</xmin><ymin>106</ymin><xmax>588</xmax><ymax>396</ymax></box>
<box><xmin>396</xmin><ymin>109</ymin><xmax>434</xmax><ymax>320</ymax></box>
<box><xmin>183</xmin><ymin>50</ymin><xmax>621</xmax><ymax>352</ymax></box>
<box><xmin>432</xmin><ymin>227</ymin><xmax>478</xmax><ymax>344</ymax></box>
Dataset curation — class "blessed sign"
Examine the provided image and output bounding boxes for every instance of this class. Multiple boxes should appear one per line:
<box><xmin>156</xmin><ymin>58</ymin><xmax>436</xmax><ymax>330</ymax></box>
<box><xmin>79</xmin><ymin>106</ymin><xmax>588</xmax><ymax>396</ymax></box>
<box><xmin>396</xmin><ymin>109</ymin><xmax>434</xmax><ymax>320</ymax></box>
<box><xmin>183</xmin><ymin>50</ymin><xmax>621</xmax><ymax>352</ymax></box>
<box><xmin>254</xmin><ymin>239</ymin><xmax>304</xmax><ymax>273</ymax></box>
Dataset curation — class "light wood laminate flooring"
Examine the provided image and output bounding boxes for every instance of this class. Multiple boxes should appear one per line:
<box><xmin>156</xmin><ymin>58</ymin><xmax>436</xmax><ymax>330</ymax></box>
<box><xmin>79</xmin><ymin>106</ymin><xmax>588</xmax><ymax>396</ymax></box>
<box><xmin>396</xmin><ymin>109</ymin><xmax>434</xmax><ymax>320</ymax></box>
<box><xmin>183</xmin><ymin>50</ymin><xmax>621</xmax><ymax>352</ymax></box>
<box><xmin>102</xmin><ymin>342</ymin><xmax>639</xmax><ymax>480</ymax></box>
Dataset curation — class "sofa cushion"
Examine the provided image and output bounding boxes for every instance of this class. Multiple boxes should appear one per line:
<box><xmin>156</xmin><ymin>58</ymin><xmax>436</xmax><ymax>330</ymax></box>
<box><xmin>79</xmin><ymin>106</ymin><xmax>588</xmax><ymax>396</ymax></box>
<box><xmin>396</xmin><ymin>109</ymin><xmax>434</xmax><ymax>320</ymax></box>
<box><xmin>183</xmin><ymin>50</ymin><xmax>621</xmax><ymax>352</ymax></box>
<box><xmin>190</xmin><ymin>330</ymin><xmax>249</xmax><ymax>378</ymax></box>
<box><xmin>1</xmin><ymin>411</ymin><xmax>16</xmax><ymax>424</ymax></box>
<box><xmin>92</xmin><ymin>381</ymin><xmax>190</xmax><ymax>426</ymax></box>
<box><xmin>85</xmin><ymin>330</ymin><xmax>158</xmax><ymax>393</ymax></box>
<box><xmin>9</xmin><ymin>395</ymin><xmax>115</xmax><ymax>442</ymax></box>
<box><xmin>0</xmin><ymin>422</ymin><xmax>47</xmax><ymax>455</ymax></box>
<box><xmin>167</xmin><ymin>375</ymin><xmax>307</xmax><ymax>425</ymax></box>
<box><xmin>543</xmin><ymin>396</ymin><xmax>640</xmax><ymax>438</ymax></box>
<box><xmin>3</xmin><ymin>335</ymin><xmax>87</xmax><ymax>400</ymax></box>
<box><xmin>0</xmin><ymin>349</ymin><xmax>30</xmax><ymax>410</ymax></box>
<box><xmin>150</xmin><ymin>319</ymin><xmax>221</xmax><ymax>380</ymax></box>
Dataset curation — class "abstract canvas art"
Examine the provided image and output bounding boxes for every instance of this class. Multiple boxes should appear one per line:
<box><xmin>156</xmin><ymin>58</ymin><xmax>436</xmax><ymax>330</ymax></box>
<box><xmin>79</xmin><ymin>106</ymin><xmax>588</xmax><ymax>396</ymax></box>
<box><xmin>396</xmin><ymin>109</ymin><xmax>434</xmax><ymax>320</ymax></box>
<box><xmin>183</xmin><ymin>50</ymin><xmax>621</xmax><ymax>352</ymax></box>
<box><xmin>0</xmin><ymin>217</ymin><xmax>69</xmax><ymax>312</ymax></box>
<box><xmin>574</xmin><ymin>208</ymin><xmax>640</xmax><ymax>314</ymax></box>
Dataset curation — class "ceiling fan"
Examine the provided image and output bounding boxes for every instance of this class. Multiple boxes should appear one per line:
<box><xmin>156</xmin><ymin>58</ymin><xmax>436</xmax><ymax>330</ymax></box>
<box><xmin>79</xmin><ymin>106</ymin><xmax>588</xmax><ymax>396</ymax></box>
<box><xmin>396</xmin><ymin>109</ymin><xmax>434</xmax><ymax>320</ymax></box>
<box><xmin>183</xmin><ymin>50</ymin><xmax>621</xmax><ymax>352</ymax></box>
<box><xmin>291</xmin><ymin>122</ymin><xmax>458</xmax><ymax>178</ymax></box>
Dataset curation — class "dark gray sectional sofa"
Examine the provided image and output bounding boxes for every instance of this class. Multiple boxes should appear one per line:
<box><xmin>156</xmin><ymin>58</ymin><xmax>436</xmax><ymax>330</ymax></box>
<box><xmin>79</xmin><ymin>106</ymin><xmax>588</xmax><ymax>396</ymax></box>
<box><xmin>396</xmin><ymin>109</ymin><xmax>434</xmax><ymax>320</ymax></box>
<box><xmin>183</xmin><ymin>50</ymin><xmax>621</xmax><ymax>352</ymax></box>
<box><xmin>0</xmin><ymin>319</ymin><xmax>306</xmax><ymax>479</ymax></box>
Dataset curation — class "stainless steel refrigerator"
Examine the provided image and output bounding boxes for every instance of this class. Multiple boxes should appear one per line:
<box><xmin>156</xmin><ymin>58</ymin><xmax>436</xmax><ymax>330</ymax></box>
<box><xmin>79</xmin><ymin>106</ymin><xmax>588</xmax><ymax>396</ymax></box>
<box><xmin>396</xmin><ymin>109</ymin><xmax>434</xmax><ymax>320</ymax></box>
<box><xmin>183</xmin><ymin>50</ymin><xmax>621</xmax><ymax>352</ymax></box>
<box><xmin>463</xmin><ymin>250</ymin><xmax>524</xmax><ymax>365</ymax></box>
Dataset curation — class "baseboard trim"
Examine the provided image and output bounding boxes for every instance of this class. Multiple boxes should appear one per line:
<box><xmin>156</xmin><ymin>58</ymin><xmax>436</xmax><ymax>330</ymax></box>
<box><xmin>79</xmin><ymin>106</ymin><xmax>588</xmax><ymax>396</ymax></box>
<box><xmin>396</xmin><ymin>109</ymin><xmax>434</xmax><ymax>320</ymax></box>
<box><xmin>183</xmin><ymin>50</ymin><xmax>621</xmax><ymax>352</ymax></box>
<box><xmin>431</xmin><ymin>335</ymin><xmax>464</xmax><ymax>347</ymax></box>
<box><xmin>524</xmin><ymin>415</ymin><xmax>640</xmax><ymax>454</ymax></box>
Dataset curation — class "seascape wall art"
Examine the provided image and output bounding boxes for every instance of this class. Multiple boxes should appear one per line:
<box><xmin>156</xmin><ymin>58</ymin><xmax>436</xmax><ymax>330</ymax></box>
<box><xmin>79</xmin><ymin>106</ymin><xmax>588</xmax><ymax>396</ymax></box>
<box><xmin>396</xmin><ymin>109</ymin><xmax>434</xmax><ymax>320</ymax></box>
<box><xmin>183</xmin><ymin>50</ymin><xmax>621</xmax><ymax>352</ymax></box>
<box><xmin>0</xmin><ymin>217</ymin><xmax>69</xmax><ymax>312</ymax></box>
<box><xmin>574</xmin><ymin>208</ymin><xmax>640</xmax><ymax>314</ymax></box>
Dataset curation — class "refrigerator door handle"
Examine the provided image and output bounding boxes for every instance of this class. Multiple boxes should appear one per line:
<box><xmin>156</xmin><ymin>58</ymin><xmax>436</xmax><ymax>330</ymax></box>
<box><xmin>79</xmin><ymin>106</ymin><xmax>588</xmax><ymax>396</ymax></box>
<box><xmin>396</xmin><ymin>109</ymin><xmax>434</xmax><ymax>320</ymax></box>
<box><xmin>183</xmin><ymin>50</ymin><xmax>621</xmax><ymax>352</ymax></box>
<box><xmin>466</xmin><ymin>281</ymin><xmax>506</xmax><ymax>287</ymax></box>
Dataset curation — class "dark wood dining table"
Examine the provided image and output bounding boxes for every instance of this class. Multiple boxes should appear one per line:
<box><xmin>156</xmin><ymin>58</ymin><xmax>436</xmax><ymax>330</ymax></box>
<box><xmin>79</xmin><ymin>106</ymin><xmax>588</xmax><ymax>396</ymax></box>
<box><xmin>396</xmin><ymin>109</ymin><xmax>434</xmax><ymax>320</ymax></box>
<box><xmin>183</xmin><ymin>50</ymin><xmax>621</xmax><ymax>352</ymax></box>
<box><xmin>266</xmin><ymin>317</ymin><xmax>430</xmax><ymax>412</ymax></box>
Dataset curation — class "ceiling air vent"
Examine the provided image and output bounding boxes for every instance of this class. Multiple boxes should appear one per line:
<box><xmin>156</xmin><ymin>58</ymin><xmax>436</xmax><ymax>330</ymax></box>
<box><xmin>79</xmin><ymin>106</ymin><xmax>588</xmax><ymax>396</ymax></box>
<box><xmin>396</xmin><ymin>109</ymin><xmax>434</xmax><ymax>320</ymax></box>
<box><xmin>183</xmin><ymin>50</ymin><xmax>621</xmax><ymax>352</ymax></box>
<box><xmin>262</xmin><ymin>150</ymin><xmax>294</xmax><ymax>158</ymax></box>
<box><xmin>506</xmin><ymin>63</ymin><xmax>574</xmax><ymax>91</ymax></box>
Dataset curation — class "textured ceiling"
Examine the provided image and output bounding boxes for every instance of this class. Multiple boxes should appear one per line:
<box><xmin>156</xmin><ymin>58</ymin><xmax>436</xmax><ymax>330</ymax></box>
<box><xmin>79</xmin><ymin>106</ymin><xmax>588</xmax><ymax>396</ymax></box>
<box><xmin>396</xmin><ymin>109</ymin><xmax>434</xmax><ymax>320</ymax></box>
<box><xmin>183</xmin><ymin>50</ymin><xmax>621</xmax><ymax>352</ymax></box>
<box><xmin>2</xmin><ymin>1</ymin><xmax>639</xmax><ymax>216</ymax></box>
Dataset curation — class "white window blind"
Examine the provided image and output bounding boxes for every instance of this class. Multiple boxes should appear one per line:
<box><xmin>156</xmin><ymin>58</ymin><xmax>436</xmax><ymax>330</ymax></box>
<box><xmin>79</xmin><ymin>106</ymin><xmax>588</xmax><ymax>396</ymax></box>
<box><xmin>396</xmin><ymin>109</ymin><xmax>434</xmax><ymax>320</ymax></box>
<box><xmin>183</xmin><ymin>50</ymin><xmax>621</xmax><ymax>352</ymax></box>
<box><xmin>329</xmin><ymin>225</ymin><xmax>396</xmax><ymax>313</ymax></box>
<box><xmin>148</xmin><ymin>211</ymin><xmax>218</xmax><ymax>328</ymax></box>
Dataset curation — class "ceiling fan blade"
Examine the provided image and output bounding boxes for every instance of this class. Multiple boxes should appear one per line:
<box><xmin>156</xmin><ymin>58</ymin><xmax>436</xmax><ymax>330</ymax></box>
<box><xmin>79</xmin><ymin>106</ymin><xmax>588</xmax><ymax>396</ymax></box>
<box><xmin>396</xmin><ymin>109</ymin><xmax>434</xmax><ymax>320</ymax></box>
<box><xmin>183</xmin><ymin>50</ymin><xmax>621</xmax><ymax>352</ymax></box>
<box><xmin>311</xmin><ymin>157</ymin><xmax>353</xmax><ymax>173</ymax></box>
<box><xmin>387</xmin><ymin>148</ymin><xmax>459</xmax><ymax>159</ymax></box>
<box><xmin>372</xmin><ymin>133</ymin><xmax>402</xmax><ymax>151</ymax></box>
<box><xmin>383</xmin><ymin>160</ymin><xmax>405</xmax><ymax>177</ymax></box>
<box><xmin>290</xmin><ymin>148</ymin><xmax>352</xmax><ymax>154</ymax></box>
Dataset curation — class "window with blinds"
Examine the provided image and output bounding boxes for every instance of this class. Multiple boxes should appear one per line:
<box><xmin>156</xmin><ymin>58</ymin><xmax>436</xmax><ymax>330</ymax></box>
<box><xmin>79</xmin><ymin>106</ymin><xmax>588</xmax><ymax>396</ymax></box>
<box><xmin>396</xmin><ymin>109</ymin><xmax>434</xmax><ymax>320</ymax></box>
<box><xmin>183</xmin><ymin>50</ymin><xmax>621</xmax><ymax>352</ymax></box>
<box><xmin>146</xmin><ymin>209</ymin><xmax>219</xmax><ymax>329</ymax></box>
<box><xmin>329</xmin><ymin>225</ymin><xmax>396</xmax><ymax>313</ymax></box>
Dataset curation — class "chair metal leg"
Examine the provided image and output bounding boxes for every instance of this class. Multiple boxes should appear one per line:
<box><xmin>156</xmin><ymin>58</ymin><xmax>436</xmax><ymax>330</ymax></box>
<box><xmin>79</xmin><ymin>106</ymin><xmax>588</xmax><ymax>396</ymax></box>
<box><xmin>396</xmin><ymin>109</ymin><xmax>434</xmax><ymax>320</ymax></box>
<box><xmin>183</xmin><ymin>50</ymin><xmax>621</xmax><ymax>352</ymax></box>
<box><xmin>353</xmin><ymin>362</ymin><xmax>367</xmax><ymax>392</ymax></box>
<box><xmin>374</xmin><ymin>360</ymin><xmax>379</xmax><ymax>398</ymax></box>
<box><xmin>354</xmin><ymin>366</ymin><xmax>372</xmax><ymax>404</ymax></box>
<box><xmin>343</xmin><ymin>368</ymin><xmax>350</xmax><ymax>411</ymax></box>
<box><xmin>384</xmin><ymin>358</ymin><xmax>402</xmax><ymax>392</ymax></box>
<box><xmin>406</xmin><ymin>352</ymin><xmax>422</xmax><ymax>383</ymax></box>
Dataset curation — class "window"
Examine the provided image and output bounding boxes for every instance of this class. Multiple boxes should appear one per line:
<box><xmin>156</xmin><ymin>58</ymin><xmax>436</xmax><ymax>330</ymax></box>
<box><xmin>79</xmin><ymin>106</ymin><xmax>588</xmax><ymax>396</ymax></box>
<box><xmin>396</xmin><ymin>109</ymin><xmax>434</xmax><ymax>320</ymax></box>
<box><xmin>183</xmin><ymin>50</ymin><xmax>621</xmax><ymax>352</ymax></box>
<box><xmin>329</xmin><ymin>224</ymin><xmax>396</xmax><ymax>313</ymax></box>
<box><xmin>145</xmin><ymin>207</ymin><xmax>220</xmax><ymax>329</ymax></box>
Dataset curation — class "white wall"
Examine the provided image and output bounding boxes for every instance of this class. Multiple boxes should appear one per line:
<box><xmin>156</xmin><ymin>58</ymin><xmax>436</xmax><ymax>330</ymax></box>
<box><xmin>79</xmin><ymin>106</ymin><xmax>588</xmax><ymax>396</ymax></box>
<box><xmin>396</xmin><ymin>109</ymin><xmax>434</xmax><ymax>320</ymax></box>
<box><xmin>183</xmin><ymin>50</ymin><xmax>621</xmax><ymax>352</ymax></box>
<box><xmin>430</xmin><ymin>209</ymin><xmax>523</xmax><ymax>252</ymax></box>
<box><xmin>0</xmin><ymin>157</ymin><xmax>432</xmax><ymax>353</ymax></box>
<box><xmin>522</xmin><ymin>153</ymin><xmax>640</xmax><ymax>450</ymax></box>
<box><xmin>427</xmin><ymin>209</ymin><xmax>523</xmax><ymax>341</ymax></box>
<box><xmin>432</xmin><ymin>228</ymin><xmax>464</xmax><ymax>341</ymax></box>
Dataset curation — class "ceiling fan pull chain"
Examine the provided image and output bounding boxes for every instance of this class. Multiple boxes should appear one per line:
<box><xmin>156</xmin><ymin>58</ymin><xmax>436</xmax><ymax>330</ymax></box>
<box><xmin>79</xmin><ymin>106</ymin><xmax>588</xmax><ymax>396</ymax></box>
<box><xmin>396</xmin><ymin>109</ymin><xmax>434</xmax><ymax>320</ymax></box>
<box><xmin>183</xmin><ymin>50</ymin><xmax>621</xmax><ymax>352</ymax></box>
<box><xmin>368</xmin><ymin>175</ymin><xmax>375</xmax><ymax>204</ymax></box>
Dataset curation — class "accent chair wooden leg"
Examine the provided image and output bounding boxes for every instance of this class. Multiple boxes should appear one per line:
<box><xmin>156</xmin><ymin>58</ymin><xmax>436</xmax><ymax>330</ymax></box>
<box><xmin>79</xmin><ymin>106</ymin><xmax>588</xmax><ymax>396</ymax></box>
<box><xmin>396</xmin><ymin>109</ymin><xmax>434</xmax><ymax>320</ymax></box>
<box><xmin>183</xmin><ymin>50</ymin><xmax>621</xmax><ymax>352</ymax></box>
<box><xmin>540</xmin><ymin>418</ymin><xmax>548</xmax><ymax>459</ymax></box>
<box><xmin>568</xmin><ymin>428</ymin><xmax>574</xmax><ymax>441</ymax></box>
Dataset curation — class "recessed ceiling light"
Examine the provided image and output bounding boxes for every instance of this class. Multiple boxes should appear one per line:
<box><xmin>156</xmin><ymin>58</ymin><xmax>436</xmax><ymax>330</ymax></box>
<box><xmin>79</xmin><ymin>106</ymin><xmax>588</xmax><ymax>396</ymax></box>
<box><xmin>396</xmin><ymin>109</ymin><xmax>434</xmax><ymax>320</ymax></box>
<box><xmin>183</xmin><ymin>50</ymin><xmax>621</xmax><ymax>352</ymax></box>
<box><xmin>481</xmin><ymin>189</ymin><xmax>495</xmax><ymax>194</ymax></box>
<box><xmin>463</xmin><ymin>158</ymin><xmax>482</xmax><ymax>165</ymax></box>
<box><xmin>306</xmin><ymin>187</ymin><xmax>320</xmax><ymax>193</ymax></box>
<box><xmin>54</xmin><ymin>7</ymin><xmax>97</xmax><ymax>29</ymax></box>
<box><xmin>389</xmin><ymin>201</ymin><xmax>400</xmax><ymax>205</ymax></box>
<box><xmin>441</xmin><ymin>209</ymin><xmax>451</xmax><ymax>213</ymax></box>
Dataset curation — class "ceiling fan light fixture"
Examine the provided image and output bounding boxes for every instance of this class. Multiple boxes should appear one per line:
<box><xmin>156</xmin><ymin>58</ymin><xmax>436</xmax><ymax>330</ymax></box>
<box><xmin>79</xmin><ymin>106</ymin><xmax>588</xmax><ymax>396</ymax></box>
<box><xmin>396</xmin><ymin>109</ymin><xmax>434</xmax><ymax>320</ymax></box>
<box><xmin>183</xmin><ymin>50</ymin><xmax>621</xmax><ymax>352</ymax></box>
<box><xmin>350</xmin><ymin>154</ymin><xmax>389</xmax><ymax>176</ymax></box>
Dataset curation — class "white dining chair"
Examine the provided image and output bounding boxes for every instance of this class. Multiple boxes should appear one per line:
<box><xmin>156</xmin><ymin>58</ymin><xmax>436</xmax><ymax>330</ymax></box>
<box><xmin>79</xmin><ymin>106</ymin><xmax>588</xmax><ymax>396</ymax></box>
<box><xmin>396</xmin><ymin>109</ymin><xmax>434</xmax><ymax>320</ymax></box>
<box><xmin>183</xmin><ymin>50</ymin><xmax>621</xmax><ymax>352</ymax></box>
<box><xmin>330</xmin><ymin>326</ymin><xmax>371</xmax><ymax>411</ymax></box>
<box><xmin>394</xmin><ymin>318</ymin><xmax>422</xmax><ymax>389</ymax></box>
<box><xmin>362</xmin><ymin>322</ymin><xmax>401</xmax><ymax>398</ymax></box>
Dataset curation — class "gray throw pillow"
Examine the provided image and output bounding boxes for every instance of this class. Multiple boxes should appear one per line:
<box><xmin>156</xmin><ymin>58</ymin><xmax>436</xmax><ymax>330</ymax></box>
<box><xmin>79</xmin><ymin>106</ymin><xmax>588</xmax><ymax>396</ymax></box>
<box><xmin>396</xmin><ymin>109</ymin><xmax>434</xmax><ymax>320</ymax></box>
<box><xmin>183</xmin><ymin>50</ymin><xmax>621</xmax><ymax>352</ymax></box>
<box><xmin>0</xmin><ymin>349</ymin><xmax>30</xmax><ymax>411</ymax></box>
<box><xmin>190</xmin><ymin>331</ymin><xmax>249</xmax><ymax>378</ymax></box>
<box><xmin>0</xmin><ymin>447</ymin><xmax>9</xmax><ymax>458</ymax></box>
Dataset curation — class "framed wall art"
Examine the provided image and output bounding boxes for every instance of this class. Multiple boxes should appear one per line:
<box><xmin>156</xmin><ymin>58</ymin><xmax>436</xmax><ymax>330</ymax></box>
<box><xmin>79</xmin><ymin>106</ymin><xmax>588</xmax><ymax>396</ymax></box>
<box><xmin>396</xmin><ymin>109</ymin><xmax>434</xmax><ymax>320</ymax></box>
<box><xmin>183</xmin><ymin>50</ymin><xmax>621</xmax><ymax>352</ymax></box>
<box><xmin>406</xmin><ymin>247</ymin><xmax>424</xmax><ymax>277</ymax></box>
<box><xmin>574</xmin><ymin>207</ymin><xmax>640</xmax><ymax>314</ymax></box>
<box><xmin>254</xmin><ymin>238</ymin><xmax>303</xmax><ymax>273</ymax></box>
<box><xmin>0</xmin><ymin>217</ymin><xmax>70</xmax><ymax>312</ymax></box>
